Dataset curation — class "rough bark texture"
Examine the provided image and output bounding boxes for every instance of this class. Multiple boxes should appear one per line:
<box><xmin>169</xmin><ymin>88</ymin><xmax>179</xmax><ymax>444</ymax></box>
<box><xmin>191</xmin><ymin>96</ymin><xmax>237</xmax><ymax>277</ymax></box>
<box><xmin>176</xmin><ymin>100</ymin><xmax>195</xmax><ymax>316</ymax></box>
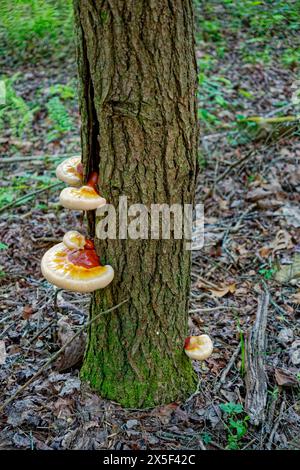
<box><xmin>74</xmin><ymin>0</ymin><xmax>198</xmax><ymax>408</ymax></box>
<box><xmin>245</xmin><ymin>292</ymin><xmax>269</xmax><ymax>425</ymax></box>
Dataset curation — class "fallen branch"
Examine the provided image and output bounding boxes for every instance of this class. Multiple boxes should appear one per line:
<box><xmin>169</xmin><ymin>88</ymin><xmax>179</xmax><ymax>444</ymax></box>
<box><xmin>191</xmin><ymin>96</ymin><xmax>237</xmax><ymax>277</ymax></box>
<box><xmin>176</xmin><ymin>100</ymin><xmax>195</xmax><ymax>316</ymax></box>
<box><xmin>189</xmin><ymin>306</ymin><xmax>241</xmax><ymax>313</ymax></box>
<box><xmin>0</xmin><ymin>153</ymin><xmax>75</xmax><ymax>164</ymax></box>
<box><xmin>241</xmin><ymin>115</ymin><xmax>299</xmax><ymax>124</ymax></box>
<box><xmin>0</xmin><ymin>298</ymin><xmax>128</xmax><ymax>414</ymax></box>
<box><xmin>0</xmin><ymin>182</ymin><xmax>63</xmax><ymax>214</ymax></box>
<box><xmin>214</xmin><ymin>343</ymin><xmax>241</xmax><ymax>393</ymax></box>
<box><xmin>266</xmin><ymin>399</ymin><xmax>285</xmax><ymax>449</ymax></box>
<box><xmin>245</xmin><ymin>292</ymin><xmax>269</xmax><ymax>425</ymax></box>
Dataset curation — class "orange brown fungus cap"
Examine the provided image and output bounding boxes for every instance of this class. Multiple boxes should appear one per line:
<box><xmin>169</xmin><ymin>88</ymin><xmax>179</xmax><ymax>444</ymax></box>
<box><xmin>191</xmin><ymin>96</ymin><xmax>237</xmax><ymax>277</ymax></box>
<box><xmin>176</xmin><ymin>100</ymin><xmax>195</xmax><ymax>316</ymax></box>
<box><xmin>86</xmin><ymin>171</ymin><xmax>99</xmax><ymax>190</ymax></box>
<box><xmin>184</xmin><ymin>337</ymin><xmax>192</xmax><ymax>350</ymax></box>
<box><xmin>59</xmin><ymin>171</ymin><xmax>106</xmax><ymax>211</ymax></box>
<box><xmin>56</xmin><ymin>156</ymin><xmax>82</xmax><ymax>187</ymax></box>
<box><xmin>67</xmin><ymin>240</ymin><xmax>100</xmax><ymax>269</ymax></box>
<box><xmin>41</xmin><ymin>231</ymin><xmax>114</xmax><ymax>292</ymax></box>
<box><xmin>184</xmin><ymin>335</ymin><xmax>213</xmax><ymax>361</ymax></box>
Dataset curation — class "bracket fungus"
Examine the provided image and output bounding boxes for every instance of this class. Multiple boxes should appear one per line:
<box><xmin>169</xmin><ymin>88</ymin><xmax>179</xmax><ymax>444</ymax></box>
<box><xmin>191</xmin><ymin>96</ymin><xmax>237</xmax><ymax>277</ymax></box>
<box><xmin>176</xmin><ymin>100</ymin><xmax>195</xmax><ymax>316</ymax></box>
<box><xmin>59</xmin><ymin>171</ymin><xmax>106</xmax><ymax>211</ymax></box>
<box><xmin>56</xmin><ymin>156</ymin><xmax>83</xmax><ymax>187</ymax></box>
<box><xmin>41</xmin><ymin>230</ymin><xmax>114</xmax><ymax>292</ymax></box>
<box><xmin>184</xmin><ymin>335</ymin><xmax>213</xmax><ymax>361</ymax></box>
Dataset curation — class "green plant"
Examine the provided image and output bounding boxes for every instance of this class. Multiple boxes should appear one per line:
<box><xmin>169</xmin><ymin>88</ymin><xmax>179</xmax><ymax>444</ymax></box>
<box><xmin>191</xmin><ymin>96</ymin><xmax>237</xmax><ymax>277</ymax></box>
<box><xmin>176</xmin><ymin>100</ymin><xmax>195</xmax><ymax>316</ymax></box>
<box><xmin>0</xmin><ymin>189</ymin><xmax>14</xmax><ymax>209</ymax></box>
<box><xmin>201</xmin><ymin>19</ymin><xmax>222</xmax><ymax>41</ymax></box>
<box><xmin>281</xmin><ymin>48</ymin><xmax>300</xmax><ymax>68</ymax></box>
<box><xmin>201</xmin><ymin>432</ymin><xmax>212</xmax><ymax>445</ymax></box>
<box><xmin>0</xmin><ymin>75</ymin><xmax>39</xmax><ymax>139</ymax></box>
<box><xmin>0</xmin><ymin>0</ymin><xmax>74</xmax><ymax>63</ymax></box>
<box><xmin>46</xmin><ymin>96</ymin><xmax>74</xmax><ymax>141</ymax></box>
<box><xmin>268</xmin><ymin>386</ymin><xmax>279</xmax><ymax>400</ymax></box>
<box><xmin>197</xmin><ymin>152</ymin><xmax>207</xmax><ymax>169</ymax></box>
<box><xmin>247</xmin><ymin>174</ymin><xmax>256</xmax><ymax>182</ymax></box>
<box><xmin>0</xmin><ymin>268</ymin><xmax>6</xmax><ymax>279</ymax></box>
<box><xmin>239</xmin><ymin>330</ymin><xmax>245</xmax><ymax>376</ymax></box>
<box><xmin>48</xmin><ymin>83</ymin><xmax>76</xmax><ymax>101</ymax></box>
<box><xmin>235</xmin><ymin>319</ymin><xmax>246</xmax><ymax>376</ymax></box>
<box><xmin>197</xmin><ymin>73</ymin><xmax>234</xmax><ymax>130</ymax></box>
<box><xmin>219</xmin><ymin>402</ymin><xmax>249</xmax><ymax>450</ymax></box>
<box><xmin>259</xmin><ymin>266</ymin><xmax>276</xmax><ymax>280</ymax></box>
<box><xmin>0</xmin><ymin>174</ymin><xmax>57</xmax><ymax>210</ymax></box>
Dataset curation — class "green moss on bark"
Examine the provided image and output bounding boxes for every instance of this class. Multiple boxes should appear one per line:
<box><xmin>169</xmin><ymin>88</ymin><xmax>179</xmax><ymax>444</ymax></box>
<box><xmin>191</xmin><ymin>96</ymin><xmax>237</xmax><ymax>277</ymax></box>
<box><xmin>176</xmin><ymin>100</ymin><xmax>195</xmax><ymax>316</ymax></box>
<box><xmin>81</xmin><ymin>307</ymin><xmax>197</xmax><ymax>408</ymax></box>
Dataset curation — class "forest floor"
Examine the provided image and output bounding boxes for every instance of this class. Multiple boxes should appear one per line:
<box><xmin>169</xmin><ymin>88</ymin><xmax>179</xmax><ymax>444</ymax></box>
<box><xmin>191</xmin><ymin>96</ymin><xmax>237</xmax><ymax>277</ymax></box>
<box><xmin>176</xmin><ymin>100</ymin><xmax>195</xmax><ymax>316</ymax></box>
<box><xmin>0</xmin><ymin>0</ymin><xmax>300</xmax><ymax>451</ymax></box>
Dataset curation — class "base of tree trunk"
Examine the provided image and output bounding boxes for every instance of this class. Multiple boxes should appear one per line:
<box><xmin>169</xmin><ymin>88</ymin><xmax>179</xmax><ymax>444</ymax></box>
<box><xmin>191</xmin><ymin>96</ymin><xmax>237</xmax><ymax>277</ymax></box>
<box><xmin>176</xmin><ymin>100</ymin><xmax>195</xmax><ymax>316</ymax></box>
<box><xmin>81</xmin><ymin>349</ymin><xmax>197</xmax><ymax>409</ymax></box>
<box><xmin>80</xmin><ymin>292</ymin><xmax>197</xmax><ymax>409</ymax></box>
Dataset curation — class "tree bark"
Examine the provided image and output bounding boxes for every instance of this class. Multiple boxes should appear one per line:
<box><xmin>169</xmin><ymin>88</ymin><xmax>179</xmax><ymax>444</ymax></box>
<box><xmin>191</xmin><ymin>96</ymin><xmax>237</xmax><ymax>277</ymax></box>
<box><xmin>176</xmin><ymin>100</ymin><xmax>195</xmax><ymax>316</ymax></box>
<box><xmin>74</xmin><ymin>0</ymin><xmax>198</xmax><ymax>408</ymax></box>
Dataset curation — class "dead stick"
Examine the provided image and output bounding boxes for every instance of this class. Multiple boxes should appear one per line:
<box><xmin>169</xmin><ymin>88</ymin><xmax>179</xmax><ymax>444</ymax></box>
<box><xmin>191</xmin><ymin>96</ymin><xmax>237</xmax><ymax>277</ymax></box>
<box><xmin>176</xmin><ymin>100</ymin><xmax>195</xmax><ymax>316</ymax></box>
<box><xmin>0</xmin><ymin>153</ymin><xmax>75</xmax><ymax>164</ymax></box>
<box><xmin>214</xmin><ymin>343</ymin><xmax>241</xmax><ymax>393</ymax></box>
<box><xmin>0</xmin><ymin>182</ymin><xmax>63</xmax><ymax>214</ymax></box>
<box><xmin>266</xmin><ymin>400</ymin><xmax>285</xmax><ymax>449</ymax></box>
<box><xmin>29</xmin><ymin>319</ymin><xmax>56</xmax><ymax>345</ymax></box>
<box><xmin>0</xmin><ymin>299</ymin><xmax>128</xmax><ymax>413</ymax></box>
<box><xmin>245</xmin><ymin>292</ymin><xmax>269</xmax><ymax>425</ymax></box>
<box><xmin>189</xmin><ymin>306</ymin><xmax>240</xmax><ymax>313</ymax></box>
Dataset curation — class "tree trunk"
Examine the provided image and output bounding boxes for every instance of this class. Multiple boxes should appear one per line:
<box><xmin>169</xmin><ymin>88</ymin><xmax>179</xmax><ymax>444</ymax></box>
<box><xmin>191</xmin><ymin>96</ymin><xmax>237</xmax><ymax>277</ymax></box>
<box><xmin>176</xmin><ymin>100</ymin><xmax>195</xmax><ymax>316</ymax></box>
<box><xmin>74</xmin><ymin>0</ymin><xmax>198</xmax><ymax>408</ymax></box>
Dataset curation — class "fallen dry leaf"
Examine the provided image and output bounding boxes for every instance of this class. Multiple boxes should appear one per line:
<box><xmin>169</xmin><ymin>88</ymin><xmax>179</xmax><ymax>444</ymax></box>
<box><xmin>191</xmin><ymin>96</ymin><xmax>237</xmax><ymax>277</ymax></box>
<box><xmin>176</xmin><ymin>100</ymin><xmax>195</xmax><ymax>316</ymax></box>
<box><xmin>259</xmin><ymin>246</ymin><xmax>272</xmax><ymax>257</ymax></box>
<box><xmin>292</xmin><ymin>292</ymin><xmax>300</xmax><ymax>303</ymax></box>
<box><xmin>246</xmin><ymin>187</ymin><xmax>273</xmax><ymax>202</ymax></box>
<box><xmin>53</xmin><ymin>397</ymin><xmax>74</xmax><ymax>419</ymax></box>
<box><xmin>277</xmin><ymin>204</ymin><xmax>300</xmax><ymax>228</ymax></box>
<box><xmin>198</xmin><ymin>279</ymin><xmax>236</xmax><ymax>297</ymax></box>
<box><xmin>275</xmin><ymin>368</ymin><xmax>298</xmax><ymax>387</ymax></box>
<box><xmin>209</xmin><ymin>284</ymin><xmax>236</xmax><ymax>297</ymax></box>
<box><xmin>257</xmin><ymin>199</ymin><xmax>283</xmax><ymax>210</ymax></box>
<box><xmin>152</xmin><ymin>402</ymin><xmax>178</xmax><ymax>424</ymax></box>
<box><xmin>260</xmin><ymin>230</ymin><xmax>293</xmax><ymax>258</ymax></box>
<box><xmin>197</xmin><ymin>279</ymin><xmax>236</xmax><ymax>298</ymax></box>
<box><xmin>275</xmin><ymin>254</ymin><xmax>300</xmax><ymax>283</ymax></box>
<box><xmin>206</xmin><ymin>357</ymin><xmax>226</xmax><ymax>374</ymax></box>
<box><xmin>22</xmin><ymin>305</ymin><xmax>33</xmax><ymax>320</ymax></box>
<box><xmin>54</xmin><ymin>318</ymin><xmax>86</xmax><ymax>372</ymax></box>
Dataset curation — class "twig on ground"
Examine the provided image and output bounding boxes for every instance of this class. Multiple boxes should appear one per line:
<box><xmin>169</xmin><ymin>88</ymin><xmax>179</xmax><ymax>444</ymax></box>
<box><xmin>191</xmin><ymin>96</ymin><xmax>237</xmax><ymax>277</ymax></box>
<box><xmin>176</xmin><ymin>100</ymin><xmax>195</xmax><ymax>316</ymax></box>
<box><xmin>262</xmin><ymin>387</ymin><xmax>281</xmax><ymax>445</ymax></box>
<box><xmin>207</xmin><ymin>149</ymin><xmax>255</xmax><ymax>198</ymax></box>
<box><xmin>214</xmin><ymin>343</ymin><xmax>241</xmax><ymax>393</ymax></box>
<box><xmin>266</xmin><ymin>399</ymin><xmax>286</xmax><ymax>450</ymax></box>
<box><xmin>245</xmin><ymin>291</ymin><xmax>269</xmax><ymax>426</ymax></box>
<box><xmin>230</xmin><ymin>204</ymin><xmax>257</xmax><ymax>233</ymax></box>
<box><xmin>185</xmin><ymin>380</ymin><xmax>201</xmax><ymax>403</ymax></box>
<box><xmin>0</xmin><ymin>182</ymin><xmax>63</xmax><ymax>214</ymax></box>
<box><xmin>0</xmin><ymin>320</ymin><xmax>19</xmax><ymax>339</ymax></box>
<box><xmin>0</xmin><ymin>298</ymin><xmax>128</xmax><ymax>414</ymax></box>
<box><xmin>28</xmin><ymin>319</ymin><xmax>57</xmax><ymax>345</ymax></box>
<box><xmin>52</xmin><ymin>288</ymin><xmax>64</xmax><ymax>341</ymax></box>
<box><xmin>0</xmin><ymin>153</ymin><xmax>75</xmax><ymax>164</ymax></box>
<box><xmin>189</xmin><ymin>306</ymin><xmax>240</xmax><ymax>313</ymax></box>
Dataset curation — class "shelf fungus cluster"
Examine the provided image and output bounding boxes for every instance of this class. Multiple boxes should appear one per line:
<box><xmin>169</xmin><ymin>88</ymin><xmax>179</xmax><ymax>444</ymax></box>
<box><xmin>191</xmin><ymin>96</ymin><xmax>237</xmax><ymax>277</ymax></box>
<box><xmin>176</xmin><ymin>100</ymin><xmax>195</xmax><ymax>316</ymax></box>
<box><xmin>184</xmin><ymin>335</ymin><xmax>213</xmax><ymax>361</ymax></box>
<box><xmin>41</xmin><ymin>157</ymin><xmax>114</xmax><ymax>293</ymax></box>
<box><xmin>43</xmin><ymin>156</ymin><xmax>211</xmax><ymax>361</ymax></box>
<box><xmin>58</xmin><ymin>163</ymin><xmax>107</xmax><ymax>211</ymax></box>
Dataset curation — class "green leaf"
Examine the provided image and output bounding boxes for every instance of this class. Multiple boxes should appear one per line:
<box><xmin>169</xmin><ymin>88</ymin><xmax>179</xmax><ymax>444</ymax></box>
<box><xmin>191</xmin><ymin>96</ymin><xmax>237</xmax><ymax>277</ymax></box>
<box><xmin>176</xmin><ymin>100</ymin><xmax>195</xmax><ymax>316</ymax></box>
<box><xmin>220</xmin><ymin>402</ymin><xmax>244</xmax><ymax>415</ymax></box>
